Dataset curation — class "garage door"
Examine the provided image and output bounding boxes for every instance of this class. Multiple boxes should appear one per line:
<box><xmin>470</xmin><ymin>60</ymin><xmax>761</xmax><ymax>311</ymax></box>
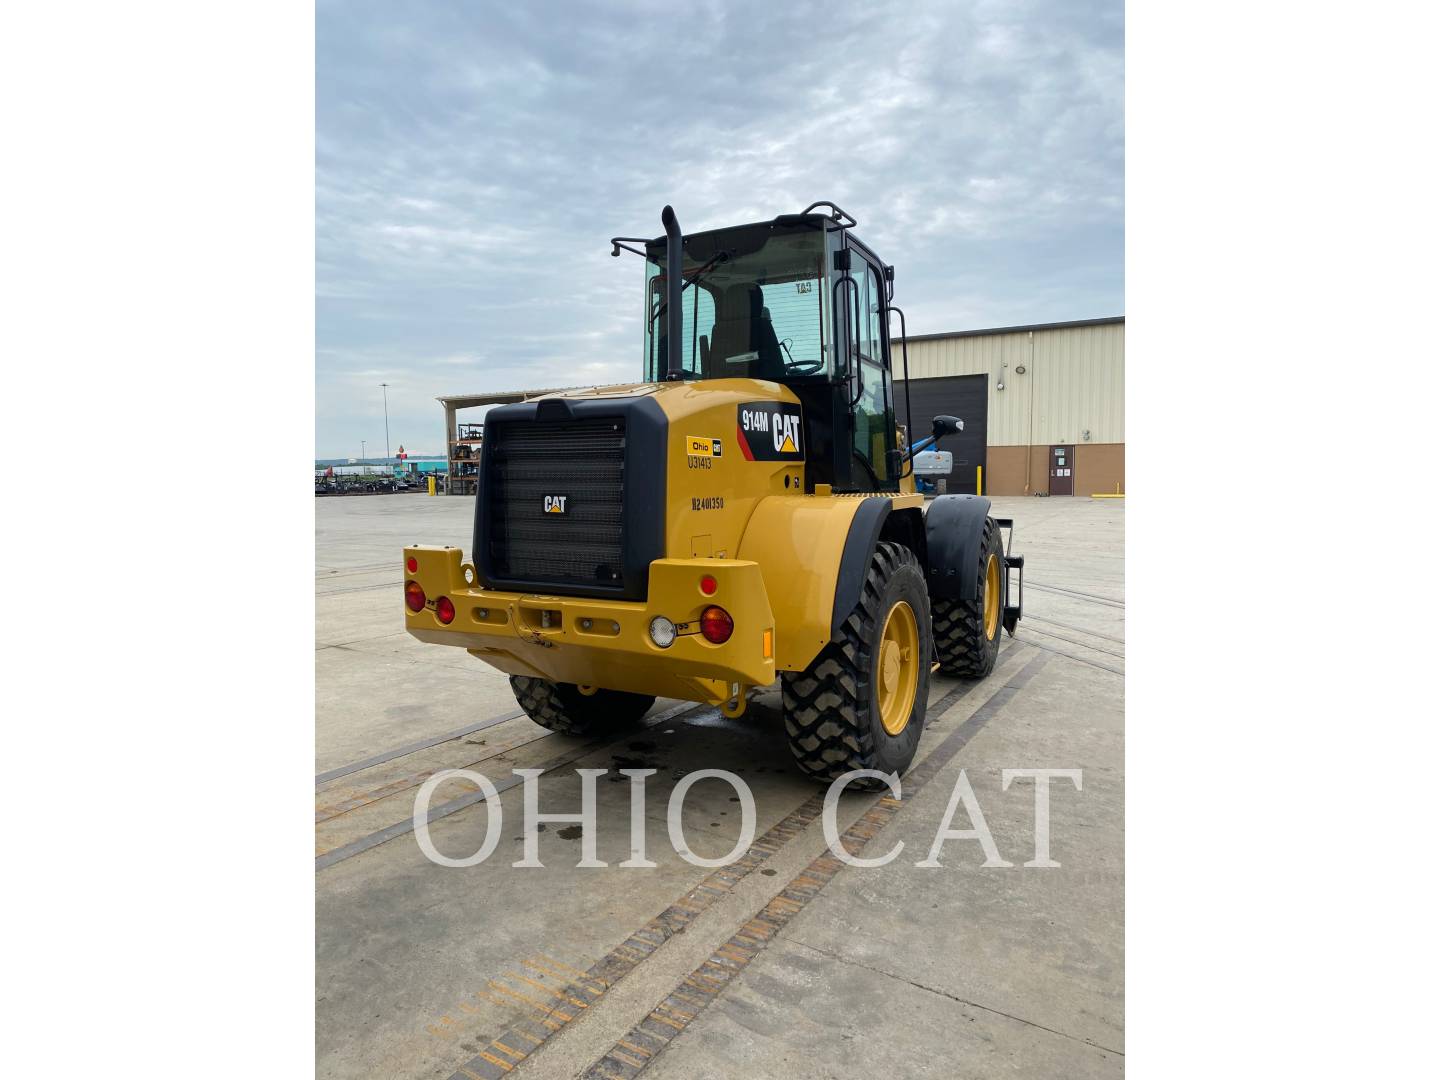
<box><xmin>894</xmin><ymin>373</ymin><xmax>988</xmax><ymax>495</ymax></box>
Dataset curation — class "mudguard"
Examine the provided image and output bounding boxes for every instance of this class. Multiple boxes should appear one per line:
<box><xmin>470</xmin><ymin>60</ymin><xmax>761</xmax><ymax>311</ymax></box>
<box><xmin>830</xmin><ymin>497</ymin><xmax>893</xmax><ymax>640</ymax></box>
<box><xmin>924</xmin><ymin>494</ymin><xmax>992</xmax><ymax>601</ymax></box>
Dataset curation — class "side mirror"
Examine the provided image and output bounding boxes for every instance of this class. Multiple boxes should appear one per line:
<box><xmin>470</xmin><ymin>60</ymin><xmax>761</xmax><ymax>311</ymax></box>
<box><xmin>931</xmin><ymin>414</ymin><xmax>964</xmax><ymax>442</ymax></box>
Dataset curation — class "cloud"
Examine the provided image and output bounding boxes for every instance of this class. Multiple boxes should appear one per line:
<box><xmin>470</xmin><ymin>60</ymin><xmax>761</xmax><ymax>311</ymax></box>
<box><xmin>317</xmin><ymin>0</ymin><xmax>1122</xmax><ymax>457</ymax></box>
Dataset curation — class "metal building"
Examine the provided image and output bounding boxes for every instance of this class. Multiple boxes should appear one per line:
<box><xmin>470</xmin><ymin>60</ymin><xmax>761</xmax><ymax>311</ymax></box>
<box><xmin>895</xmin><ymin>316</ymin><xmax>1124</xmax><ymax>497</ymax></box>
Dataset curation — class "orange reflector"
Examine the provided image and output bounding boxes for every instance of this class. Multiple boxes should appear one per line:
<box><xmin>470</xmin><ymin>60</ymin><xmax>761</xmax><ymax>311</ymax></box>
<box><xmin>762</xmin><ymin>628</ymin><xmax>774</xmax><ymax>659</ymax></box>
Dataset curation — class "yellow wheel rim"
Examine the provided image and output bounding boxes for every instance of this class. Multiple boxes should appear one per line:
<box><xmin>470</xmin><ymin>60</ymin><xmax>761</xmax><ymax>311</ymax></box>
<box><xmin>983</xmin><ymin>553</ymin><xmax>1001</xmax><ymax>641</ymax></box>
<box><xmin>877</xmin><ymin>600</ymin><xmax>920</xmax><ymax>736</ymax></box>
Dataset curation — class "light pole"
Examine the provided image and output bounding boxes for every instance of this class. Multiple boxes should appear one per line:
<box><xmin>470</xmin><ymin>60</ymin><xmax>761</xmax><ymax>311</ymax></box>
<box><xmin>380</xmin><ymin>383</ymin><xmax>391</xmax><ymax>461</ymax></box>
<box><xmin>361</xmin><ymin>440</ymin><xmax>366</xmax><ymax>468</ymax></box>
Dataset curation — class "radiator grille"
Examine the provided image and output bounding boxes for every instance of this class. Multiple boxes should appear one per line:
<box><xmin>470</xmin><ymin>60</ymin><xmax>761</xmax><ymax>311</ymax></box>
<box><xmin>484</xmin><ymin>418</ymin><xmax>627</xmax><ymax>589</ymax></box>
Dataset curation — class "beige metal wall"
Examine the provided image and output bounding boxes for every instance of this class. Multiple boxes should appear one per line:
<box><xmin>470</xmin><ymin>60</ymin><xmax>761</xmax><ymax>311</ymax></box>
<box><xmin>899</xmin><ymin>321</ymin><xmax>1124</xmax><ymax>446</ymax></box>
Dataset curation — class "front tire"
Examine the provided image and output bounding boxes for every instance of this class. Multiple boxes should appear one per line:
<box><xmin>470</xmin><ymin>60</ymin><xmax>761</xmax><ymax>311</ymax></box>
<box><xmin>509</xmin><ymin>677</ymin><xmax>655</xmax><ymax>736</ymax></box>
<box><xmin>932</xmin><ymin>516</ymin><xmax>1005</xmax><ymax>678</ymax></box>
<box><xmin>782</xmin><ymin>541</ymin><xmax>931</xmax><ymax>787</ymax></box>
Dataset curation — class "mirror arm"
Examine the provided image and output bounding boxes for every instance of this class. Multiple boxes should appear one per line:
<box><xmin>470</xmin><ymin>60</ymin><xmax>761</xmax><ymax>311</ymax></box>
<box><xmin>609</xmin><ymin>237</ymin><xmax>650</xmax><ymax>258</ymax></box>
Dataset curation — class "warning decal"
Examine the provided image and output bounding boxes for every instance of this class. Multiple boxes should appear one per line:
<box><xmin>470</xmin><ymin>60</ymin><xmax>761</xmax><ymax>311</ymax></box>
<box><xmin>737</xmin><ymin>401</ymin><xmax>804</xmax><ymax>461</ymax></box>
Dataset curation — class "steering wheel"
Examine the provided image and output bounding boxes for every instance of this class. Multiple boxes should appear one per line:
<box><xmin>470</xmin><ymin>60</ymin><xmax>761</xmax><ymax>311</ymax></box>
<box><xmin>783</xmin><ymin>358</ymin><xmax>825</xmax><ymax>376</ymax></box>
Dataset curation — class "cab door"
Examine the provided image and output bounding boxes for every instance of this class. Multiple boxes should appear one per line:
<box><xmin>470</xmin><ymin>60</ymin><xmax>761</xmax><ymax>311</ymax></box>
<box><xmin>839</xmin><ymin>246</ymin><xmax>896</xmax><ymax>490</ymax></box>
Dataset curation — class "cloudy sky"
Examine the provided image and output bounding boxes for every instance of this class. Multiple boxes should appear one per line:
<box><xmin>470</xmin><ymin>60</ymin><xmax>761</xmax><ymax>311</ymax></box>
<box><xmin>316</xmin><ymin>0</ymin><xmax>1123</xmax><ymax>458</ymax></box>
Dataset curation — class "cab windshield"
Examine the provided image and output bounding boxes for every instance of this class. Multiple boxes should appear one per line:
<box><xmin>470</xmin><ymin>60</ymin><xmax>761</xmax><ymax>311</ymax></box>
<box><xmin>643</xmin><ymin>222</ymin><xmax>830</xmax><ymax>382</ymax></box>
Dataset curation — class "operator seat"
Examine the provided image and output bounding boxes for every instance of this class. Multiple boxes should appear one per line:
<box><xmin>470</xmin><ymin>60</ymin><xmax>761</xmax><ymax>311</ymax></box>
<box><xmin>707</xmin><ymin>283</ymin><xmax>784</xmax><ymax>380</ymax></box>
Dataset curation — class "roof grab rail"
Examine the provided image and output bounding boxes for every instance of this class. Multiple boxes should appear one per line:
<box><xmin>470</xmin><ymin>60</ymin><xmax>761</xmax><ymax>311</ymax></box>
<box><xmin>800</xmin><ymin>201</ymin><xmax>858</xmax><ymax>229</ymax></box>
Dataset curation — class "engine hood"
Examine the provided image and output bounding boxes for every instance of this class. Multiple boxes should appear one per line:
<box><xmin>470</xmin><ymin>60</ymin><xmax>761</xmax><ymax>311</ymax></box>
<box><xmin>537</xmin><ymin>383</ymin><xmax>662</xmax><ymax>400</ymax></box>
<box><xmin>537</xmin><ymin>379</ymin><xmax>798</xmax><ymax>421</ymax></box>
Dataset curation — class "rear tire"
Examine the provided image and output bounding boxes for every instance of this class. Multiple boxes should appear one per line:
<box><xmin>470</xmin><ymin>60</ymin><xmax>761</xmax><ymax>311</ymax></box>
<box><xmin>782</xmin><ymin>541</ymin><xmax>931</xmax><ymax>787</ymax></box>
<box><xmin>509</xmin><ymin>676</ymin><xmax>655</xmax><ymax>736</ymax></box>
<box><xmin>932</xmin><ymin>516</ymin><xmax>1004</xmax><ymax>678</ymax></box>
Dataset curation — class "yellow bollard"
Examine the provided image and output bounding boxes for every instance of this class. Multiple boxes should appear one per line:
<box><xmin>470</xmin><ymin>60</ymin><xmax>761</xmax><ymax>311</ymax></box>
<box><xmin>976</xmin><ymin>465</ymin><xmax>983</xmax><ymax>496</ymax></box>
<box><xmin>427</xmin><ymin>475</ymin><xmax>436</xmax><ymax>496</ymax></box>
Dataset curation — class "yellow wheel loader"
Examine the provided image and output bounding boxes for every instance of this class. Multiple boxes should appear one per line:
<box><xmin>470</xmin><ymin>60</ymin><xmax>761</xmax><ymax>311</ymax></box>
<box><xmin>404</xmin><ymin>203</ymin><xmax>1023</xmax><ymax>784</ymax></box>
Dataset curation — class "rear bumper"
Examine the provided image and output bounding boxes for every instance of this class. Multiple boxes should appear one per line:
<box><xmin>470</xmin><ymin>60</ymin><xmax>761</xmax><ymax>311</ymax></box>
<box><xmin>403</xmin><ymin>546</ymin><xmax>776</xmax><ymax>704</ymax></box>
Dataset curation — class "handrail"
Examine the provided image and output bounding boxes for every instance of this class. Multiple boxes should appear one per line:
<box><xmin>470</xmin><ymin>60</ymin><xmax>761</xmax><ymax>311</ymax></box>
<box><xmin>833</xmin><ymin>274</ymin><xmax>863</xmax><ymax>407</ymax></box>
<box><xmin>887</xmin><ymin>305</ymin><xmax>914</xmax><ymax>466</ymax></box>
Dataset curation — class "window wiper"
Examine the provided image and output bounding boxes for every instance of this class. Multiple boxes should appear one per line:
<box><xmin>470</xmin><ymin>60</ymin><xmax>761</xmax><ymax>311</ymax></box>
<box><xmin>652</xmin><ymin>251</ymin><xmax>730</xmax><ymax>321</ymax></box>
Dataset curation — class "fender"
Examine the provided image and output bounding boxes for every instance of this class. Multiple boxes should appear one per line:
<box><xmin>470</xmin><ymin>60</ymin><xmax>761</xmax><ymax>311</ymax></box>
<box><xmin>924</xmin><ymin>494</ymin><xmax>992</xmax><ymax>601</ymax></box>
<box><xmin>737</xmin><ymin>495</ymin><xmax>872</xmax><ymax>673</ymax></box>
<box><xmin>830</xmin><ymin>496</ymin><xmax>893</xmax><ymax>639</ymax></box>
<box><xmin>830</xmin><ymin>495</ymin><xmax>931</xmax><ymax>642</ymax></box>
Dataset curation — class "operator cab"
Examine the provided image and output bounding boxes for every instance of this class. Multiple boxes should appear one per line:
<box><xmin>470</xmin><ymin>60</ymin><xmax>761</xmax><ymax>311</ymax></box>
<box><xmin>624</xmin><ymin>203</ymin><xmax>905</xmax><ymax>494</ymax></box>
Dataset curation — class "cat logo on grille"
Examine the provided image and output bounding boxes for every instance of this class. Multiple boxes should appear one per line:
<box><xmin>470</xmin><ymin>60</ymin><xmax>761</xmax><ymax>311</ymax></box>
<box><xmin>543</xmin><ymin>495</ymin><xmax>569</xmax><ymax>514</ymax></box>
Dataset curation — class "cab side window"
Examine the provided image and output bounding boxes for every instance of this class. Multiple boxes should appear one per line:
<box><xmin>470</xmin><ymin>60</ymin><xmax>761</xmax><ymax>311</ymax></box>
<box><xmin>857</xmin><ymin>263</ymin><xmax>882</xmax><ymax>363</ymax></box>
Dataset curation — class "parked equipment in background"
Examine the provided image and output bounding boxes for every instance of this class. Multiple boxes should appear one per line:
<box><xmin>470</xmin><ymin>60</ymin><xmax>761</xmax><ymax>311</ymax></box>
<box><xmin>314</xmin><ymin>470</ymin><xmax>429</xmax><ymax>496</ymax></box>
<box><xmin>911</xmin><ymin>449</ymin><xmax>952</xmax><ymax>496</ymax></box>
<box><xmin>404</xmin><ymin>202</ymin><xmax>1024</xmax><ymax>785</ymax></box>
<box><xmin>911</xmin><ymin>449</ymin><xmax>953</xmax><ymax>477</ymax></box>
<box><xmin>448</xmin><ymin>424</ymin><xmax>485</xmax><ymax>494</ymax></box>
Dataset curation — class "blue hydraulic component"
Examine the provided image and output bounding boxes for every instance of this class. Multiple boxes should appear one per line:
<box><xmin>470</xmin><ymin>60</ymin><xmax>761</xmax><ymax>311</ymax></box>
<box><xmin>904</xmin><ymin>431</ymin><xmax>942</xmax><ymax>459</ymax></box>
<box><xmin>904</xmin><ymin>416</ymin><xmax>963</xmax><ymax>495</ymax></box>
<box><xmin>902</xmin><ymin>415</ymin><xmax>962</xmax><ymax>461</ymax></box>
<box><xmin>906</xmin><ymin>434</ymin><xmax>943</xmax><ymax>494</ymax></box>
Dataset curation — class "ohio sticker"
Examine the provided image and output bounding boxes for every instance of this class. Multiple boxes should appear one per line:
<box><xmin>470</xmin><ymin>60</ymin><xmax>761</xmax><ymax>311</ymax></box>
<box><xmin>737</xmin><ymin>401</ymin><xmax>804</xmax><ymax>461</ymax></box>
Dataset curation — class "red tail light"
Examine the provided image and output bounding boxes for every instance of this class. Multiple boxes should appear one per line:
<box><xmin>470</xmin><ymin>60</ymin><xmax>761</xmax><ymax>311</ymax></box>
<box><xmin>699</xmin><ymin>605</ymin><xmax>733</xmax><ymax>644</ymax></box>
<box><xmin>404</xmin><ymin>580</ymin><xmax>426</xmax><ymax>613</ymax></box>
<box><xmin>406</xmin><ymin>556</ymin><xmax>418</xmax><ymax>573</ymax></box>
<box><xmin>436</xmin><ymin>596</ymin><xmax>455</xmax><ymax>624</ymax></box>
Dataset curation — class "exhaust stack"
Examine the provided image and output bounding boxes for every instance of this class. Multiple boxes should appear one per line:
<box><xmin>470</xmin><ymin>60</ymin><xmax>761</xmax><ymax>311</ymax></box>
<box><xmin>661</xmin><ymin>205</ymin><xmax>684</xmax><ymax>381</ymax></box>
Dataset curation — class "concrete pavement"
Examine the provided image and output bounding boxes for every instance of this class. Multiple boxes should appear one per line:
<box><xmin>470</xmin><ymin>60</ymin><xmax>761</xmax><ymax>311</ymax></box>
<box><xmin>315</xmin><ymin>492</ymin><xmax>1124</xmax><ymax>1078</ymax></box>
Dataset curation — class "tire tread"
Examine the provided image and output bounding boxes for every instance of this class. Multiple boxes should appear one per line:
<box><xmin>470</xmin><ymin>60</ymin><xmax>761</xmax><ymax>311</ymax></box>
<box><xmin>932</xmin><ymin>517</ymin><xmax>1003</xmax><ymax>678</ymax></box>
<box><xmin>781</xmin><ymin>541</ymin><xmax>928</xmax><ymax>786</ymax></box>
<box><xmin>510</xmin><ymin>676</ymin><xmax>653</xmax><ymax>736</ymax></box>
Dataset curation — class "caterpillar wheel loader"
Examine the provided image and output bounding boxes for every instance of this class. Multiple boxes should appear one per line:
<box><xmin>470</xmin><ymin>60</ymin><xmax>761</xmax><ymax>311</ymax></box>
<box><xmin>404</xmin><ymin>202</ymin><xmax>1023</xmax><ymax>785</ymax></box>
